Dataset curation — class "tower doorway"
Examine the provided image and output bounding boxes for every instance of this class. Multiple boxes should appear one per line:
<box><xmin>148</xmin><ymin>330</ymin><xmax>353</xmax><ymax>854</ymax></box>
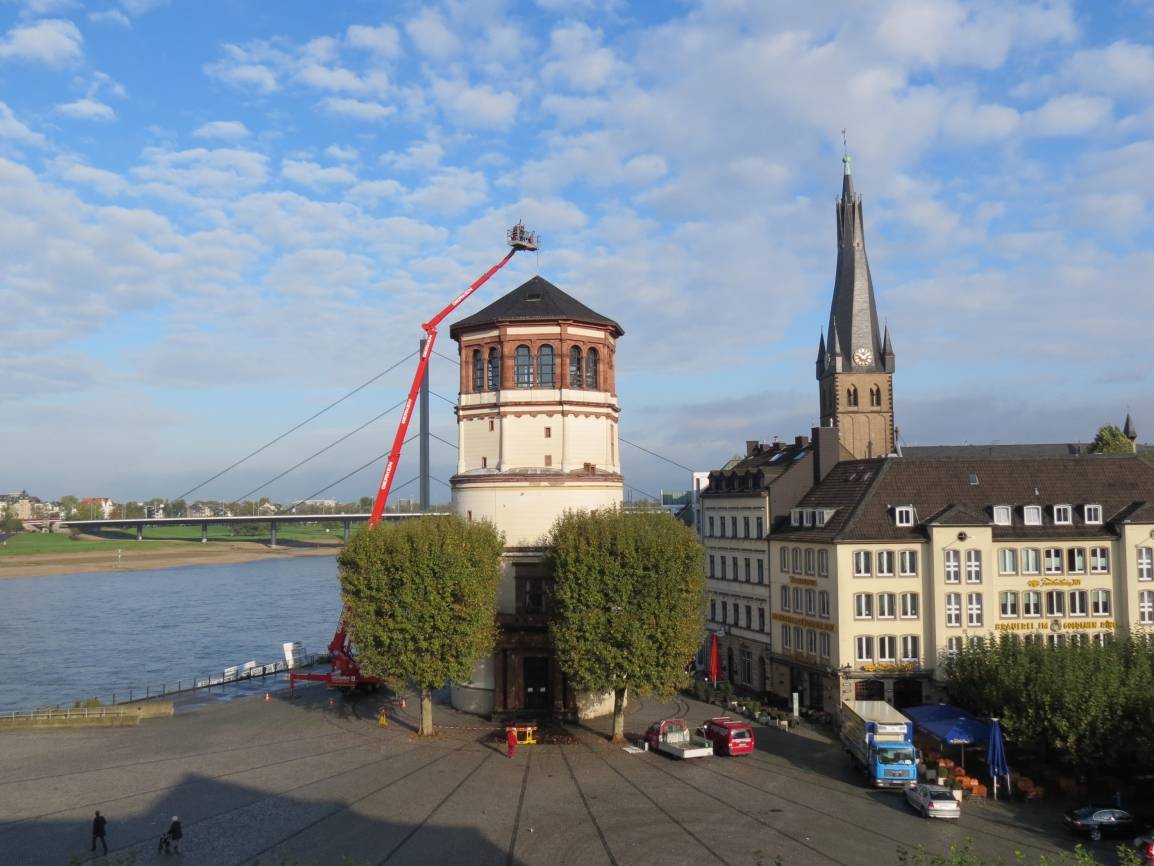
<box><xmin>523</xmin><ymin>656</ymin><xmax>551</xmax><ymax>711</ymax></box>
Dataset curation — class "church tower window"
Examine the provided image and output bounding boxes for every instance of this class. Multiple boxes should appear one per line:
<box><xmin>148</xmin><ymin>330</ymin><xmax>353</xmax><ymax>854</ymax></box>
<box><xmin>569</xmin><ymin>346</ymin><xmax>583</xmax><ymax>388</ymax></box>
<box><xmin>537</xmin><ymin>345</ymin><xmax>555</xmax><ymax>387</ymax></box>
<box><xmin>847</xmin><ymin>385</ymin><xmax>858</xmax><ymax>407</ymax></box>
<box><xmin>515</xmin><ymin>345</ymin><xmax>533</xmax><ymax>387</ymax></box>
<box><xmin>472</xmin><ymin>350</ymin><xmax>484</xmax><ymax>392</ymax></box>
<box><xmin>870</xmin><ymin>385</ymin><xmax>881</xmax><ymax>407</ymax></box>
<box><xmin>487</xmin><ymin>347</ymin><xmax>501</xmax><ymax>391</ymax></box>
<box><xmin>586</xmin><ymin>348</ymin><xmax>600</xmax><ymax>389</ymax></box>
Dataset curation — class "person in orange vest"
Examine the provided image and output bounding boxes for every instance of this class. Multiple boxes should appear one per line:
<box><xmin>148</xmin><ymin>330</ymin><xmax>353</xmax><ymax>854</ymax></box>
<box><xmin>505</xmin><ymin>727</ymin><xmax>518</xmax><ymax>759</ymax></box>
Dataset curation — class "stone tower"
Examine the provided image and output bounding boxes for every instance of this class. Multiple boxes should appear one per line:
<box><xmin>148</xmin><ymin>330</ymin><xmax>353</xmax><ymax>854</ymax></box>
<box><xmin>448</xmin><ymin>275</ymin><xmax>624</xmax><ymax>717</ymax></box>
<box><xmin>816</xmin><ymin>155</ymin><xmax>895</xmax><ymax>459</ymax></box>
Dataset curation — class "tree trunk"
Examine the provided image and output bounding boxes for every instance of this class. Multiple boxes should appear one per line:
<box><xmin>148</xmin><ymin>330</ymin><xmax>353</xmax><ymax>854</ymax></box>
<box><xmin>419</xmin><ymin>688</ymin><xmax>434</xmax><ymax>736</ymax></box>
<box><xmin>611</xmin><ymin>686</ymin><xmax>627</xmax><ymax>744</ymax></box>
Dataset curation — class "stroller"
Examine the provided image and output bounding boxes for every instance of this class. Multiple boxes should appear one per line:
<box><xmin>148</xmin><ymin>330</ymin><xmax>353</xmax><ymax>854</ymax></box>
<box><xmin>157</xmin><ymin>832</ymin><xmax>172</xmax><ymax>854</ymax></box>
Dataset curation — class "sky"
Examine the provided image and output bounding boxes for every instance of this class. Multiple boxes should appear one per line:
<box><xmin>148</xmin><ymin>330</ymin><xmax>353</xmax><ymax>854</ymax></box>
<box><xmin>3</xmin><ymin>0</ymin><xmax>1154</xmax><ymax>506</ymax></box>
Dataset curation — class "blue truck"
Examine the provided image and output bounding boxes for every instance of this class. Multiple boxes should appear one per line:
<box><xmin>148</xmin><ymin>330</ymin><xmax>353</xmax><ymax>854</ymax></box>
<box><xmin>840</xmin><ymin>700</ymin><xmax>918</xmax><ymax>788</ymax></box>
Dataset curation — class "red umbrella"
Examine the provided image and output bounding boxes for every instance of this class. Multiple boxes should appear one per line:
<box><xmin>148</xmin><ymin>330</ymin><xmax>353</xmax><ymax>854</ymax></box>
<box><xmin>707</xmin><ymin>633</ymin><xmax>721</xmax><ymax>684</ymax></box>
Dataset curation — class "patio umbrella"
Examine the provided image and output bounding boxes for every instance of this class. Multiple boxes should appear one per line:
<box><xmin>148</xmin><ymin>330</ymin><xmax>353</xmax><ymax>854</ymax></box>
<box><xmin>987</xmin><ymin>718</ymin><xmax>1009</xmax><ymax>800</ymax></box>
<box><xmin>707</xmin><ymin>633</ymin><xmax>720</xmax><ymax>684</ymax></box>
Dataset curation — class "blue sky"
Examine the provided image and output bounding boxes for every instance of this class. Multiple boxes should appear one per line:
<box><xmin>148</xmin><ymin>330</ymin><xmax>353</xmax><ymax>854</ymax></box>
<box><xmin>3</xmin><ymin>0</ymin><xmax>1154</xmax><ymax>504</ymax></box>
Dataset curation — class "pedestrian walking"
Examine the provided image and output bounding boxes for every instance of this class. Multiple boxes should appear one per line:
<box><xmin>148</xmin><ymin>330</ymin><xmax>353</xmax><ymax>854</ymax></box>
<box><xmin>505</xmin><ymin>726</ymin><xmax>518</xmax><ymax>759</ymax></box>
<box><xmin>166</xmin><ymin>816</ymin><xmax>183</xmax><ymax>854</ymax></box>
<box><xmin>377</xmin><ymin>705</ymin><xmax>389</xmax><ymax>727</ymax></box>
<box><xmin>91</xmin><ymin>810</ymin><xmax>108</xmax><ymax>854</ymax></box>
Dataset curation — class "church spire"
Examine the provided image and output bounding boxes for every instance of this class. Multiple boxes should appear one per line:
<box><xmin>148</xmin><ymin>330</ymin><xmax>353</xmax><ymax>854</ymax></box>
<box><xmin>828</xmin><ymin>151</ymin><xmax>884</xmax><ymax>371</ymax></box>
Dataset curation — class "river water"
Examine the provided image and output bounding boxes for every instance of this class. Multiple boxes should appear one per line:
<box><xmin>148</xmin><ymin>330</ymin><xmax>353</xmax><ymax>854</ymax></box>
<box><xmin>0</xmin><ymin>557</ymin><xmax>341</xmax><ymax>711</ymax></box>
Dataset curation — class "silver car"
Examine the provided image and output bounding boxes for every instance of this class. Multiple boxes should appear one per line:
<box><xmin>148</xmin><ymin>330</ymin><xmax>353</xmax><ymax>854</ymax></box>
<box><xmin>905</xmin><ymin>784</ymin><xmax>961</xmax><ymax>819</ymax></box>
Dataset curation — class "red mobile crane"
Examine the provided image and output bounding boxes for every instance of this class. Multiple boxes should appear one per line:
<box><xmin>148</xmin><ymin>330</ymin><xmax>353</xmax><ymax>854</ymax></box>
<box><xmin>290</xmin><ymin>224</ymin><xmax>538</xmax><ymax>692</ymax></box>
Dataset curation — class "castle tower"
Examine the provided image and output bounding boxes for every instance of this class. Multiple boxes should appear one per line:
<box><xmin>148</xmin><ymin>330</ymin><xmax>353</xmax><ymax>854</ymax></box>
<box><xmin>816</xmin><ymin>154</ymin><xmax>896</xmax><ymax>458</ymax></box>
<box><xmin>448</xmin><ymin>275</ymin><xmax>624</xmax><ymax>717</ymax></box>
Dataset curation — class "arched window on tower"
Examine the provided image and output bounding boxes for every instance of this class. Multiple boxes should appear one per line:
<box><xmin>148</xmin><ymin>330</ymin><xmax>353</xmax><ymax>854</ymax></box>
<box><xmin>487</xmin><ymin>347</ymin><xmax>500</xmax><ymax>391</ymax></box>
<box><xmin>847</xmin><ymin>385</ymin><xmax>859</xmax><ymax>407</ymax></box>
<box><xmin>870</xmin><ymin>385</ymin><xmax>881</xmax><ymax>407</ymax></box>
<box><xmin>537</xmin><ymin>345</ymin><xmax>555</xmax><ymax>387</ymax></box>
<box><xmin>569</xmin><ymin>346</ymin><xmax>583</xmax><ymax>388</ymax></box>
<box><xmin>515</xmin><ymin>345</ymin><xmax>533</xmax><ymax>387</ymax></box>
<box><xmin>585</xmin><ymin>348</ymin><xmax>599</xmax><ymax>389</ymax></box>
<box><xmin>472</xmin><ymin>349</ymin><xmax>484</xmax><ymax>392</ymax></box>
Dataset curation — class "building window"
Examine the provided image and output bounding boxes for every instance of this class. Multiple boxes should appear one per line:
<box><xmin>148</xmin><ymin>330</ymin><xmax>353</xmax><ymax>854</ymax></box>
<box><xmin>793</xmin><ymin>626</ymin><xmax>803</xmax><ymax>650</ymax></box>
<box><xmin>899</xmin><ymin>550</ymin><xmax>917</xmax><ymax>576</ymax></box>
<box><xmin>745</xmin><ymin>605</ymin><xmax>752</xmax><ymax>629</ymax></box>
<box><xmin>782</xmin><ymin>623</ymin><xmax>791</xmax><ymax>649</ymax></box>
<box><xmin>1067</xmin><ymin>548</ymin><xmax>1086</xmax><ymax>574</ymax></box>
<box><xmin>719</xmin><ymin>518</ymin><xmax>726</xmax><ymax>539</ymax></box>
<box><xmin>740</xmin><ymin>648</ymin><xmax>752</xmax><ymax>684</ymax></box>
<box><xmin>779</xmin><ymin>547</ymin><xmax>789</xmax><ymax>572</ymax></box>
<box><xmin>1139</xmin><ymin>591</ymin><xmax>1154</xmax><ymax>625</ymax></box>
<box><xmin>878</xmin><ymin>636</ymin><xmax>897</xmax><ymax>662</ymax></box>
<box><xmin>805</xmin><ymin>549</ymin><xmax>815</xmax><ymax>575</ymax></box>
<box><xmin>1068</xmin><ymin>590</ymin><xmax>1087</xmax><ymax>617</ymax></box>
<box><xmin>805</xmin><ymin>589</ymin><xmax>816</xmax><ymax>616</ymax></box>
<box><xmin>900</xmin><ymin>592</ymin><xmax>919</xmax><ymax>619</ymax></box>
<box><xmin>1000</xmin><ymin>591</ymin><xmax>1019</xmax><ymax>618</ymax></box>
<box><xmin>743</xmin><ymin>516</ymin><xmax>750</xmax><ymax>538</ymax></box>
<box><xmin>806</xmin><ymin>629</ymin><xmax>818</xmax><ymax>655</ymax></box>
<box><xmin>877</xmin><ymin>592</ymin><xmax>896</xmax><ymax>619</ymax></box>
<box><xmin>965</xmin><ymin>550</ymin><xmax>982</xmax><ymax>583</ymax></box>
<box><xmin>514</xmin><ymin>345</ymin><xmax>533</xmax><ymax>387</ymax></box>
<box><xmin>966</xmin><ymin>593</ymin><xmax>983</xmax><ymax>627</ymax></box>
<box><xmin>854</xmin><ymin>593</ymin><xmax>873</xmax><ymax>619</ymax></box>
<box><xmin>733</xmin><ymin>605</ymin><xmax>739</xmax><ymax>626</ymax></box>
<box><xmin>1021</xmin><ymin>548</ymin><xmax>1040</xmax><ymax>575</ymax></box>
<box><xmin>894</xmin><ymin>506</ymin><xmax>915</xmax><ymax>527</ymax></box>
<box><xmin>758</xmin><ymin>608</ymin><xmax>765</xmax><ymax>632</ymax></box>
<box><xmin>792</xmin><ymin>587</ymin><xmax>803</xmax><ymax>612</ymax></box>
<box><xmin>847</xmin><ymin>385</ymin><xmax>859</xmax><ymax>407</ymax></box>
<box><xmin>944</xmin><ymin>549</ymin><xmax>960</xmax><ymax>583</ymax></box>
<box><xmin>720</xmin><ymin>557</ymin><xmax>727</xmax><ymax>579</ymax></box>
<box><xmin>585</xmin><ymin>347</ymin><xmax>599</xmax><ymax>389</ymax></box>
<box><xmin>568</xmin><ymin>346</ymin><xmax>583</xmax><ymax>388</ymax></box>
<box><xmin>998</xmin><ymin>548</ymin><xmax>1017</xmax><ymax>575</ymax></box>
<box><xmin>1053</xmin><ymin>504</ymin><xmax>1072</xmax><ymax>525</ymax></box>
<box><xmin>1047</xmin><ymin>633</ymin><xmax>1065</xmax><ymax>648</ymax></box>
<box><xmin>820</xmin><ymin>632</ymin><xmax>831</xmax><ymax>659</ymax></box>
<box><xmin>819</xmin><ymin>590</ymin><xmax>830</xmax><ymax>618</ymax></box>
<box><xmin>877</xmin><ymin>551</ymin><xmax>894</xmax><ymax>576</ymax></box>
<box><xmin>1045</xmin><ymin>590</ymin><xmax>1065</xmax><ymax>617</ymax></box>
<box><xmin>1022</xmin><ymin>590</ymin><xmax>1041</xmax><ymax>617</ymax></box>
<box><xmin>489</xmin><ymin>419</ymin><xmax>495</xmax><ymax>432</ymax></box>
<box><xmin>854</xmin><ymin>551</ymin><xmax>872</xmax><ymax>577</ymax></box>
<box><xmin>487</xmin><ymin>347</ymin><xmax>500</xmax><ymax>390</ymax></box>
<box><xmin>710</xmin><ymin>598</ymin><xmax>716</xmax><ymax>621</ymax></box>
<box><xmin>536</xmin><ymin>345</ymin><xmax>555</xmax><ymax>387</ymax></box>
<box><xmin>945</xmin><ymin>593</ymin><xmax>961</xmax><ymax>627</ymax></box>
<box><xmin>1024</xmin><ymin>505</ymin><xmax>1042</xmax><ymax>525</ymax></box>
<box><xmin>901</xmin><ymin>635</ymin><xmax>920</xmax><ymax>662</ymax></box>
<box><xmin>1044</xmin><ymin>548</ymin><xmax>1063</xmax><ymax>575</ymax></box>
<box><xmin>993</xmin><ymin>505</ymin><xmax>1012</xmax><ymax>526</ymax></box>
<box><xmin>730</xmin><ymin>516</ymin><xmax>737</xmax><ymax>537</ymax></box>
<box><xmin>1090</xmin><ymin>547</ymin><xmax>1109</xmax><ymax>574</ymax></box>
<box><xmin>472</xmin><ymin>349</ymin><xmax>484</xmax><ymax>391</ymax></box>
<box><xmin>481</xmin><ymin>456</ymin><xmax>488</xmax><ymax>468</ymax></box>
<box><xmin>1139</xmin><ymin>548</ymin><xmax>1153</xmax><ymax>581</ymax></box>
<box><xmin>792</xmin><ymin>548</ymin><xmax>801</xmax><ymax>572</ymax></box>
<box><xmin>1084</xmin><ymin>504</ymin><xmax>1102</xmax><ymax>524</ymax></box>
<box><xmin>708</xmin><ymin>555</ymin><xmax>715</xmax><ymax>578</ymax></box>
<box><xmin>544</xmin><ymin>426</ymin><xmax>552</xmax><ymax>439</ymax></box>
<box><xmin>945</xmin><ymin>636</ymin><xmax>962</xmax><ymax>657</ymax></box>
<box><xmin>780</xmin><ymin>585</ymin><xmax>790</xmax><ymax>612</ymax></box>
<box><xmin>757</xmin><ymin>559</ymin><xmax>764</xmax><ymax>584</ymax></box>
<box><xmin>818</xmin><ymin>549</ymin><xmax>829</xmax><ymax>576</ymax></box>
<box><xmin>708</xmin><ymin>516</ymin><xmax>715</xmax><ymax>537</ymax></box>
<box><xmin>790</xmin><ymin>510</ymin><xmax>801</xmax><ymax>527</ymax></box>
<box><xmin>855</xmin><ymin>635</ymin><xmax>874</xmax><ymax>662</ymax></box>
<box><xmin>732</xmin><ymin>557</ymin><xmax>738</xmax><ymax>581</ymax></box>
<box><xmin>815</xmin><ymin>510</ymin><xmax>827</xmax><ymax>527</ymax></box>
<box><xmin>721</xmin><ymin>601</ymin><xmax>728</xmax><ymax>624</ymax></box>
<box><xmin>544</xmin><ymin>454</ymin><xmax>552</xmax><ymax>467</ymax></box>
<box><xmin>744</xmin><ymin>558</ymin><xmax>751</xmax><ymax>582</ymax></box>
<box><xmin>756</xmin><ymin>517</ymin><xmax>764</xmax><ymax>538</ymax></box>
<box><xmin>870</xmin><ymin>385</ymin><xmax>882</xmax><ymax>407</ymax></box>
<box><xmin>1091</xmin><ymin>589</ymin><xmax>1111</xmax><ymax>616</ymax></box>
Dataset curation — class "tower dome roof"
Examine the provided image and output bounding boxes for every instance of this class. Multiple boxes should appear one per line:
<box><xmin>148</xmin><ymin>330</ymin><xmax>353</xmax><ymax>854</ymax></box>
<box><xmin>449</xmin><ymin>275</ymin><xmax>624</xmax><ymax>340</ymax></box>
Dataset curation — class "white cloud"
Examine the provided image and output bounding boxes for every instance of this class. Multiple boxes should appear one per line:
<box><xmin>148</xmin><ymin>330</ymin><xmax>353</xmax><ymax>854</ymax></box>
<box><xmin>192</xmin><ymin>120</ymin><xmax>250</xmax><ymax>141</ymax></box>
<box><xmin>53</xmin><ymin>157</ymin><xmax>126</xmax><ymax>195</ymax></box>
<box><xmin>132</xmin><ymin>147</ymin><xmax>269</xmax><ymax>196</ymax></box>
<box><xmin>204</xmin><ymin>45</ymin><xmax>279</xmax><ymax>93</ymax></box>
<box><xmin>281</xmin><ymin>159</ymin><xmax>357</xmax><ymax>188</ymax></box>
<box><xmin>431</xmin><ymin>80</ymin><xmax>518</xmax><ymax>129</ymax></box>
<box><xmin>346</xmin><ymin>24</ymin><xmax>401</xmax><ymax>58</ymax></box>
<box><xmin>0</xmin><ymin>18</ymin><xmax>82</xmax><ymax>65</ymax></box>
<box><xmin>542</xmin><ymin>22</ymin><xmax>621</xmax><ymax>91</ymax></box>
<box><xmin>119</xmin><ymin>0</ymin><xmax>168</xmax><ymax>14</ymax></box>
<box><xmin>1026</xmin><ymin>93</ymin><xmax>1113</xmax><ymax>136</ymax></box>
<box><xmin>296</xmin><ymin>62</ymin><xmax>388</xmax><ymax>95</ymax></box>
<box><xmin>56</xmin><ymin>98</ymin><xmax>116</xmax><ymax>122</ymax></box>
<box><xmin>0</xmin><ymin>100</ymin><xmax>46</xmax><ymax>145</ymax></box>
<box><xmin>325</xmin><ymin>144</ymin><xmax>358</xmax><ymax>161</ymax></box>
<box><xmin>264</xmin><ymin>249</ymin><xmax>372</xmax><ymax>299</ymax></box>
<box><xmin>1066</xmin><ymin>40</ymin><xmax>1154</xmax><ymax>95</ymax></box>
<box><xmin>88</xmin><ymin>9</ymin><xmax>130</xmax><ymax>27</ymax></box>
<box><xmin>348</xmin><ymin>178</ymin><xmax>404</xmax><ymax>205</ymax></box>
<box><xmin>383</xmin><ymin>139</ymin><xmax>444</xmax><ymax>171</ymax></box>
<box><xmin>941</xmin><ymin>96</ymin><xmax>1020</xmax><ymax>142</ymax></box>
<box><xmin>405</xmin><ymin>9</ymin><xmax>460</xmax><ymax>61</ymax></box>
<box><xmin>318</xmin><ymin>96</ymin><xmax>395</xmax><ymax>122</ymax></box>
<box><xmin>403</xmin><ymin>166</ymin><xmax>488</xmax><ymax>214</ymax></box>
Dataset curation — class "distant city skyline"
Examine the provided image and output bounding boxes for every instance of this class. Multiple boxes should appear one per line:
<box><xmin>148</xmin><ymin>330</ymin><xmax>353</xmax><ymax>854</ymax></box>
<box><xmin>3</xmin><ymin>0</ymin><xmax>1152</xmax><ymax>501</ymax></box>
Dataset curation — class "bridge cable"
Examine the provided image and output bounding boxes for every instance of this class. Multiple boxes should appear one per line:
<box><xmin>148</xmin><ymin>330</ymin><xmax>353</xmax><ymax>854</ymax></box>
<box><xmin>429</xmin><ymin>390</ymin><xmax>457</xmax><ymax>407</ymax></box>
<box><xmin>619</xmin><ymin>436</ymin><xmax>695</xmax><ymax>474</ymax></box>
<box><xmin>173</xmin><ymin>350</ymin><xmax>417</xmax><ymax>502</ymax></box>
<box><xmin>429</xmin><ymin>431</ymin><xmax>458</xmax><ymax>450</ymax></box>
<box><xmin>432</xmin><ymin>348</ymin><xmax>459</xmax><ymax>364</ymax></box>
<box><xmin>623</xmin><ymin>483</ymin><xmax>661</xmax><ymax>503</ymax></box>
<box><xmin>289</xmin><ymin>434</ymin><xmax>421</xmax><ymax>508</ymax></box>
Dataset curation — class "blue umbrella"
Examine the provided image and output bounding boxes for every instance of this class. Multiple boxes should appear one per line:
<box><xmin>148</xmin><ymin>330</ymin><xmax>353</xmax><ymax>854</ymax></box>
<box><xmin>987</xmin><ymin>718</ymin><xmax>1009</xmax><ymax>800</ymax></box>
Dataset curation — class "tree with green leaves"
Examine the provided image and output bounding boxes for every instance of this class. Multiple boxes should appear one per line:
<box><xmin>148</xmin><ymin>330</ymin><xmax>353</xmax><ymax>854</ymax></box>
<box><xmin>1088</xmin><ymin>425</ymin><xmax>1133</xmax><ymax>454</ymax></box>
<box><xmin>59</xmin><ymin>495</ymin><xmax>78</xmax><ymax>519</ymax></box>
<box><xmin>338</xmin><ymin>515</ymin><xmax>504</xmax><ymax>736</ymax></box>
<box><xmin>548</xmin><ymin>506</ymin><xmax>706</xmax><ymax>743</ymax></box>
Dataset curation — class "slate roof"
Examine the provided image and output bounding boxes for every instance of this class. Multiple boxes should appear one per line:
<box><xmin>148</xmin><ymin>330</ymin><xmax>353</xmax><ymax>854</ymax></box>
<box><xmin>902</xmin><ymin>443</ymin><xmax>1154</xmax><ymax>458</ymax></box>
<box><xmin>449</xmin><ymin>275</ymin><xmax>623</xmax><ymax>339</ymax></box>
<box><xmin>701</xmin><ymin>440</ymin><xmax>811</xmax><ymax>497</ymax></box>
<box><xmin>773</xmin><ymin>454</ymin><xmax>1154</xmax><ymax>542</ymax></box>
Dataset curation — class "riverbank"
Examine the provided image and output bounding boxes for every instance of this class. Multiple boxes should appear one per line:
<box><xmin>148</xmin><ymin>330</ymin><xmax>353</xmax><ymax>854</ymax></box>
<box><xmin>0</xmin><ymin>540</ymin><xmax>342</xmax><ymax>579</ymax></box>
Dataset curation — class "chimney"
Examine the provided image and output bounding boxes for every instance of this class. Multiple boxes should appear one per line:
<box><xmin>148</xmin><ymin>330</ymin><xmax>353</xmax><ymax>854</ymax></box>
<box><xmin>812</xmin><ymin>425</ymin><xmax>839</xmax><ymax>486</ymax></box>
<box><xmin>794</xmin><ymin>435</ymin><xmax>810</xmax><ymax>449</ymax></box>
<box><xmin>746</xmin><ymin>440</ymin><xmax>759</xmax><ymax>457</ymax></box>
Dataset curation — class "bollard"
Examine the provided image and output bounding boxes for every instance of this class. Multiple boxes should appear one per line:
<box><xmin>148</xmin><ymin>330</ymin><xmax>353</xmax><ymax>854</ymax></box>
<box><xmin>177</xmin><ymin>680</ymin><xmax>182</xmax><ymax>692</ymax></box>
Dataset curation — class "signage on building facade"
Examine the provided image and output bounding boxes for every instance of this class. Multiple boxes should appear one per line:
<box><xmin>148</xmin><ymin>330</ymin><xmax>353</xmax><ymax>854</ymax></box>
<box><xmin>1026</xmin><ymin>578</ymin><xmax>1083</xmax><ymax>587</ymax></box>
<box><xmin>771</xmin><ymin>612</ymin><xmax>836</xmax><ymax>632</ymax></box>
<box><xmin>789</xmin><ymin>577</ymin><xmax>818</xmax><ymax>587</ymax></box>
<box><xmin>994</xmin><ymin>620</ymin><xmax>1116</xmax><ymax>632</ymax></box>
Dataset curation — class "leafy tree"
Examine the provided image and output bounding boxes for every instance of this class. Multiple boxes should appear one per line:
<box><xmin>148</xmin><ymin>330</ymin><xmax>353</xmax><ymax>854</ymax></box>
<box><xmin>358</xmin><ymin>496</ymin><xmax>373</xmax><ymax>512</ymax></box>
<box><xmin>338</xmin><ymin>515</ymin><xmax>503</xmax><ymax>736</ymax></box>
<box><xmin>1088</xmin><ymin>424</ymin><xmax>1132</xmax><ymax>454</ymax></box>
<box><xmin>548</xmin><ymin>506</ymin><xmax>706</xmax><ymax>743</ymax></box>
<box><xmin>897</xmin><ymin>839</ymin><xmax>1140</xmax><ymax>866</ymax></box>
<box><xmin>0</xmin><ymin>507</ymin><xmax>23</xmax><ymax>532</ymax></box>
<box><xmin>167</xmin><ymin>499</ymin><xmax>188</xmax><ymax>518</ymax></box>
<box><xmin>59</xmin><ymin>495</ymin><xmax>78</xmax><ymax>518</ymax></box>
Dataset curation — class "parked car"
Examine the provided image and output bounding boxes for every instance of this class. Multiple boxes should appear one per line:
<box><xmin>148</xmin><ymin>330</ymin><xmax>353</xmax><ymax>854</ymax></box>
<box><xmin>643</xmin><ymin>719</ymin><xmax>713</xmax><ymax>759</ymax></box>
<box><xmin>700</xmin><ymin>717</ymin><xmax>755</xmax><ymax>756</ymax></box>
<box><xmin>1133</xmin><ymin>829</ymin><xmax>1154</xmax><ymax>862</ymax></box>
<box><xmin>904</xmin><ymin>784</ymin><xmax>961</xmax><ymax>820</ymax></box>
<box><xmin>1063</xmin><ymin>807</ymin><xmax>1134</xmax><ymax>841</ymax></box>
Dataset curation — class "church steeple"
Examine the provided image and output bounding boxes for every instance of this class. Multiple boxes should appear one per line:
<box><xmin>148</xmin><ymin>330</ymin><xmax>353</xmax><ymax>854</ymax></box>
<box><xmin>817</xmin><ymin>151</ymin><xmax>895</xmax><ymax>459</ymax></box>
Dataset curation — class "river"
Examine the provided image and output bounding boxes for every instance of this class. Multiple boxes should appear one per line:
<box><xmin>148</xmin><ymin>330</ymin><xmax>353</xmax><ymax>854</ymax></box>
<box><xmin>0</xmin><ymin>556</ymin><xmax>341</xmax><ymax>711</ymax></box>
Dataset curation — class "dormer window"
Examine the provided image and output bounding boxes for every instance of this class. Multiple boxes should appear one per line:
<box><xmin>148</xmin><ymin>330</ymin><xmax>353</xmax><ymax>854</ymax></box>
<box><xmin>1053</xmin><ymin>504</ymin><xmax>1072</xmax><ymax>525</ymax></box>
<box><xmin>894</xmin><ymin>505</ymin><xmax>915</xmax><ymax>527</ymax></box>
<box><xmin>791</xmin><ymin>510</ymin><xmax>801</xmax><ymax>527</ymax></box>
<box><xmin>993</xmin><ymin>505</ymin><xmax>1012</xmax><ymax>526</ymax></box>
<box><xmin>1024</xmin><ymin>505</ymin><xmax>1042</xmax><ymax>526</ymax></box>
<box><xmin>814</xmin><ymin>510</ymin><xmax>826</xmax><ymax>528</ymax></box>
<box><xmin>1084</xmin><ymin>504</ymin><xmax>1103</xmax><ymax>525</ymax></box>
<box><xmin>802</xmin><ymin>510</ymin><xmax>813</xmax><ymax>527</ymax></box>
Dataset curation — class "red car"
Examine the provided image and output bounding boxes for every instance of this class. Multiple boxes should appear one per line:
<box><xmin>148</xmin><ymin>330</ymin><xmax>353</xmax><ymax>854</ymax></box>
<box><xmin>700</xmin><ymin>716</ymin><xmax>755</xmax><ymax>756</ymax></box>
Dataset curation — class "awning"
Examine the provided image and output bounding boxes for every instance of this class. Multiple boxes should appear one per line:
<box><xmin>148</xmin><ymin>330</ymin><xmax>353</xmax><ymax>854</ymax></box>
<box><xmin>904</xmin><ymin>704</ymin><xmax>991</xmax><ymax>745</ymax></box>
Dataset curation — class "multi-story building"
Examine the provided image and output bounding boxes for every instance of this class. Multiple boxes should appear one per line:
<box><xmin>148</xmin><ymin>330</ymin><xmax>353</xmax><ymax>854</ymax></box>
<box><xmin>449</xmin><ymin>275</ymin><xmax>624</xmax><ymax>719</ymax></box>
<box><xmin>770</xmin><ymin>454</ymin><xmax>1154</xmax><ymax>711</ymax></box>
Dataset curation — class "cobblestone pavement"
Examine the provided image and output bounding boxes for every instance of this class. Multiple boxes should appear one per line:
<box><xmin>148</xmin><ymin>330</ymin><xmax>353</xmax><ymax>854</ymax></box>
<box><xmin>0</xmin><ymin>687</ymin><xmax>1109</xmax><ymax>866</ymax></box>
